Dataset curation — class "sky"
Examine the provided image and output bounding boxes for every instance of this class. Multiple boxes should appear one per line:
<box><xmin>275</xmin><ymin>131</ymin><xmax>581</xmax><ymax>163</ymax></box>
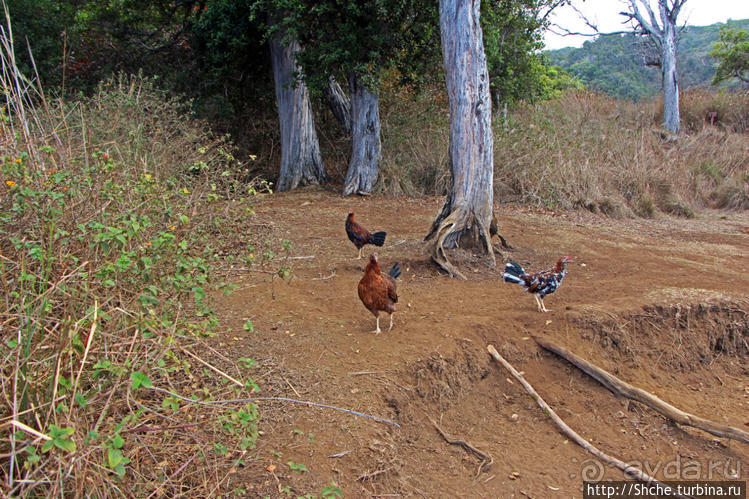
<box><xmin>543</xmin><ymin>0</ymin><xmax>749</xmax><ymax>50</ymax></box>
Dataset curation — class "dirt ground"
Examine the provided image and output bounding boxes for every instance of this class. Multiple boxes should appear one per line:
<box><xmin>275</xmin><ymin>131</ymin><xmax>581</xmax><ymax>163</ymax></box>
<box><xmin>210</xmin><ymin>187</ymin><xmax>749</xmax><ymax>497</ymax></box>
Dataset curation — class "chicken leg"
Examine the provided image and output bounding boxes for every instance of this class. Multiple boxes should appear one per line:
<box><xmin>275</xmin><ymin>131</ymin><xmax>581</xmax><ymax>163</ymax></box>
<box><xmin>357</xmin><ymin>247</ymin><xmax>363</xmax><ymax>259</ymax></box>
<box><xmin>373</xmin><ymin>316</ymin><xmax>381</xmax><ymax>334</ymax></box>
<box><xmin>388</xmin><ymin>313</ymin><xmax>394</xmax><ymax>331</ymax></box>
<box><xmin>534</xmin><ymin>295</ymin><xmax>551</xmax><ymax>313</ymax></box>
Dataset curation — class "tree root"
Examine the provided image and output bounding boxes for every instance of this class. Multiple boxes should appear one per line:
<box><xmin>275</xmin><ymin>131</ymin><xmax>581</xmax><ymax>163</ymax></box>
<box><xmin>426</xmin><ymin>207</ymin><xmax>495</xmax><ymax>279</ymax></box>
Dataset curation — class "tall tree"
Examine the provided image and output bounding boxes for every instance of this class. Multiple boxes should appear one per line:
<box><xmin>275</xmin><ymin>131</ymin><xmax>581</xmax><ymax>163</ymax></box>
<box><xmin>425</xmin><ymin>0</ymin><xmax>495</xmax><ymax>279</ymax></box>
<box><xmin>621</xmin><ymin>0</ymin><xmax>685</xmax><ymax>133</ymax></box>
<box><xmin>269</xmin><ymin>27</ymin><xmax>327</xmax><ymax>191</ymax></box>
<box><xmin>272</xmin><ymin>0</ymin><xmax>439</xmax><ymax>195</ymax></box>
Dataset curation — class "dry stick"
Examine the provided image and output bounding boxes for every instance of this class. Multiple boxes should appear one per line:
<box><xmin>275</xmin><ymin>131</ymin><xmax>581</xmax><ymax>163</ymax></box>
<box><xmin>179</xmin><ymin>347</ymin><xmax>243</xmax><ymax>388</ymax></box>
<box><xmin>533</xmin><ymin>335</ymin><xmax>749</xmax><ymax>445</ymax></box>
<box><xmin>486</xmin><ymin>345</ymin><xmax>684</xmax><ymax>493</ymax></box>
<box><xmin>428</xmin><ymin>417</ymin><xmax>493</xmax><ymax>477</ymax></box>
<box><xmin>311</xmin><ymin>270</ymin><xmax>336</xmax><ymax>281</ymax></box>
<box><xmin>148</xmin><ymin>386</ymin><xmax>401</xmax><ymax>428</ymax></box>
<box><xmin>71</xmin><ymin>301</ymin><xmax>97</xmax><ymax>409</ymax></box>
<box><xmin>356</xmin><ymin>468</ymin><xmax>391</xmax><ymax>482</ymax></box>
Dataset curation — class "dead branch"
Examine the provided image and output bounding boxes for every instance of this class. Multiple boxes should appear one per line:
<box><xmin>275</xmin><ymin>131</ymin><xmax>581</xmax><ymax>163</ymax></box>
<box><xmin>487</xmin><ymin>344</ymin><xmax>684</xmax><ymax>493</ymax></box>
<box><xmin>148</xmin><ymin>386</ymin><xmax>401</xmax><ymax>428</ymax></box>
<box><xmin>356</xmin><ymin>468</ymin><xmax>390</xmax><ymax>481</ymax></box>
<box><xmin>429</xmin><ymin>417</ymin><xmax>493</xmax><ymax>477</ymax></box>
<box><xmin>311</xmin><ymin>270</ymin><xmax>336</xmax><ymax>281</ymax></box>
<box><xmin>533</xmin><ymin>336</ymin><xmax>749</xmax><ymax>445</ymax></box>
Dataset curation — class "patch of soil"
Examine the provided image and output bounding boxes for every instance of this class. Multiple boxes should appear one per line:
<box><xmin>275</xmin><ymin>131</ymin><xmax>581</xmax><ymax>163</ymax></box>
<box><xmin>209</xmin><ymin>188</ymin><xmax>749</xmax><ymax>497</ymax></box>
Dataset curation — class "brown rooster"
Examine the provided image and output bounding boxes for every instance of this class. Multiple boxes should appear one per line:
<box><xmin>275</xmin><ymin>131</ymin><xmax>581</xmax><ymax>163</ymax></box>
<box><xmin>358</xmin><ymin>253</ymin><xmax>401</xmax><ymax>334</ymax></box>
<box><xmin>346</xmin><ymin>212</ymin><xmax>386</xmax><ymax>259</ymax></box>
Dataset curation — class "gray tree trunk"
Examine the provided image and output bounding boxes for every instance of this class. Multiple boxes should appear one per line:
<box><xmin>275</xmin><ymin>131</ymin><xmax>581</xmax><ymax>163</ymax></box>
<box><xmin>324</xmin><ymin>75</ymin><xmax>352</xmax><ymax>134</ymax></box>
<box><xmin>661</xmin><ymin>21</ymin><xmax>680</xmax><ymax>133</ymax></box>
<box><xmin>425</xmin><ymin>0</ymin><xmax>496</xmax><ymax>279</ymax></box>
<box><xmin>269</xmin><ymin>31</ymin><xmax>327</xmax><ymax>191</ymax></box>
<box><xmin>342</xmin><ymin>73</ymin><xmax>382</xmax><ymax>196</ymax></box>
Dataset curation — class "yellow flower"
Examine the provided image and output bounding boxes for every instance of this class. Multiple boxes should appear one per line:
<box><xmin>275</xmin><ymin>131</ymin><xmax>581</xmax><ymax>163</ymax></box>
<box><xmin>169</xmin><ymin>225</ymin><xmax>176</xmax><ymax>230</ymax></box>
<box><xmin>146</xmin><ymin>241</ymin><xmax>152</xmax><ymax>247</ymax></box>
<box><xmin>182</xmin><ymin>188</ymin><xmax>189</xmax><ymax>194</ymax></box>
<box><xmin>14</xmin><ymin>158</ymin><xmax>22</xmax><ymax>163</ymax></box>
<box><xmin>144</xmin><ymin>173</ymin><xmax>152</xmax><ymax>179</ymax></box>
<box><xmin>249</xmin><ymin>154</ymin><xmax>257</xmax><ymax>161</ymax></box>
<box><xmin>5</xmin><ymin>180</ymin><xmax>16</xmax><ymax>187</ymax></box>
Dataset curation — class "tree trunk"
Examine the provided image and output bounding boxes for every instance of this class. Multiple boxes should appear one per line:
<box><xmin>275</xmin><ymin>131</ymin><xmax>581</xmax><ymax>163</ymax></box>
<box><xmin>426</xmin><ymin>0</ymin><xmax>495</xmax><ymax>279</ymax></box>
<box><xmin>324</xmin><ymin>75</ymin><xmax>352</xmax><ymax>134</ymax></box>
<box><xmin>342</xmin><ymin>73</ymin><xmax>382</xmax><ymax>196</ymax></box>
<box><xmin>661</xmin><ymin>22</ymin><xmax>680</xmax><ymax>134</ymax></box>
<box><xmin>269</xmin><ymin>31</ymin><xmax>327</xmax><ymax>191</ymax></box>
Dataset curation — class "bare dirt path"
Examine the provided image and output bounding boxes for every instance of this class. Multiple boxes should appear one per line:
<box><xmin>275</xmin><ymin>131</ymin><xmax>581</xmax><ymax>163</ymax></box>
<box><xmin>211</xmin><ymin>187</ymin><xmax>748</xmax><ymax>497</ymax></box>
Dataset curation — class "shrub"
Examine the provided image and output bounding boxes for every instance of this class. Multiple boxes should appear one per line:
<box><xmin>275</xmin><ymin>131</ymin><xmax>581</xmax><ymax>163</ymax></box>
<box><xmin>1</xmin><ymin>69</ymin><xmax>273</xmax><ymax>495</ymax></box>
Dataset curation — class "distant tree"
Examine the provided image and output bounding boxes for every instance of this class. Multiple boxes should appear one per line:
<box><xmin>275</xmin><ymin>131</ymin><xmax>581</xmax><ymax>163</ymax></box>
<box><xmin>621</xmin><ymin>0</ymin><xmax>686</xmax><ymax>133</ymax></box>
<box><xmin>710</xmin><ymin>25</ymin><xmax>749</xmax><ymax>85</ymax></box>
<box><xmin>425</xmin><ymin>0</ymin><xmax>495</xmax><ymax>279</ymax></box>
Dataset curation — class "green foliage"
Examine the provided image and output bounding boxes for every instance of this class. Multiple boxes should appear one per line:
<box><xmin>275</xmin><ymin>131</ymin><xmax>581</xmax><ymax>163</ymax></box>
<box><xmin>547</xmin><ymin>19</ymin><xmax>749</xmax><ymax>100</ymax></box>
<box><xmin>482</xmin><ymin>0</ymin><xmax>575</xmax><ymax>107</ymax></box>
<box><xmin>263</xmin><ymin>0</ymin><xmax>440</xmax><ymax>93</ymax></box>
<box><xmin>710</xmin><ymin>25</ymin><xmax>749</xmax><ymax>85</ymax></box>
<box><xmin>41</xmin><ymin>426</ymin><xmax>76</xmax><ymax>453</ymax></box>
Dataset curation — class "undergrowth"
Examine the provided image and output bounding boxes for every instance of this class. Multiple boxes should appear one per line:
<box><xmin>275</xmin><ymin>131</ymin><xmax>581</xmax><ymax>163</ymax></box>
<box><xmin>0</xmin><ymin>62</ymin><xmax>289</xmax><ymax>495</ymax></box>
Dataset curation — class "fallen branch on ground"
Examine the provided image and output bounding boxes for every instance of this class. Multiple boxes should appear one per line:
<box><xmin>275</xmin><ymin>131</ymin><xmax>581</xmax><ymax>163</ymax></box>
<box><xmin>487</xmin><ymin>345</ymin><xmax>684</xmax><ymax>494</ymax></box>
<box><xmin>148</xmin><ymin>386</ymin><xmax>400</xmax><ymax>428</ymax></box>
<box><xmin>533</xmin><ymin>335</ymin><xmax>749</xmax><ymax>445</ymax></box>
<box><xmin>429</xmin><ymin>417</ymin><xmax>493</xmax><ymax>477</ymax></box>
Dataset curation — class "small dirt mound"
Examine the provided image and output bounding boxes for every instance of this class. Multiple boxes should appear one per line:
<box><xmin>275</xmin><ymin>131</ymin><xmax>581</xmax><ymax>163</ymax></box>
<box><xmin>403</xmin><ymin>343</ymin><xmax>491</xmax><ymax>410</ymax></box>
<box><xmin>578</xmin><ymin>301</ymin><xmax>749</xmax><ymax>372</ymax></box>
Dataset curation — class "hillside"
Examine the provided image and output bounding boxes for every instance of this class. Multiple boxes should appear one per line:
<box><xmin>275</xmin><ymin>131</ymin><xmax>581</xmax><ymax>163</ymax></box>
<box><xmin>546</xmin><ymin>19</ymin><xmax>749</xmax><ymax>100</ymax></box>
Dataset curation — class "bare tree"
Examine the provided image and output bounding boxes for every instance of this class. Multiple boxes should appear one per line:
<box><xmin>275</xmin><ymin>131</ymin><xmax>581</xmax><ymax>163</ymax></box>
<box><xmin>425</xmin><ymin>0</ymin><xmax>495</xmax><ymax>279</ymax></box>
<box><xmin>621</xmin><ymin>0</ymin><xmax>685</xmax><ymax>133</ymax></box>
<box><xmin>269</xmin><ymin>30</ymin><xmax>327</xmax><ymax>191</ymax></box>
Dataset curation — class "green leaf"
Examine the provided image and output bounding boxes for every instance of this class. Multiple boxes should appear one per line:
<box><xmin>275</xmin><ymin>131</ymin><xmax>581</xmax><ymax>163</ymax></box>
<box><xmin>55</xmin><ymin>438</ymin><xmax>77</xmax><ymax>452</ymax></box>
<box><xmin>130</xmin><ymin>371</ymin><xmax>152</xmax><ymax>390</ymax></box>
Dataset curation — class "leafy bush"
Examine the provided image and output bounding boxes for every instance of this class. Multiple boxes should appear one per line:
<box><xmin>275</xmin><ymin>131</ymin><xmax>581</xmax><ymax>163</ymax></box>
<box><xmin>0</xmin><ymin>68</ymin><xmax>275</xmax><ymax>495</ymax></box>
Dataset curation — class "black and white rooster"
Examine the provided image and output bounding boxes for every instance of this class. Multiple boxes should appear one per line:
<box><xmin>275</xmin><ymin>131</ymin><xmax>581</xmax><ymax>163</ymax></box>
<box><xmin>503</xmin><ymin>256</ymin><xmax>574</xmax><ymax>312</ymax></box>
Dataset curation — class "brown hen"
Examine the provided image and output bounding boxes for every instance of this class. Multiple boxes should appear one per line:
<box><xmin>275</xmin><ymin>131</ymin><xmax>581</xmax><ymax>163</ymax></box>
<box><xmin>357</xmin><ymin>253</ymin><xmax>401</xmax><ymax>334</ymax></box>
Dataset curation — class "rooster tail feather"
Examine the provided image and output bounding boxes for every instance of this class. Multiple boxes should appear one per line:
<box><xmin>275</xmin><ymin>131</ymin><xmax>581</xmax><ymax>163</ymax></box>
<box><xmin>503</xmin><ymin>262</ymin><xmax>526</xmax><ymax>284</ymax></box>
<box><xmin>388</xmin><ymin>262</ymin><xmax>401</xmax><ymax>279</ymax></box>
<box><xmin>371</xmin><ymin>231</ymin><xmax>387</xmax><ymax>246</ymax></box>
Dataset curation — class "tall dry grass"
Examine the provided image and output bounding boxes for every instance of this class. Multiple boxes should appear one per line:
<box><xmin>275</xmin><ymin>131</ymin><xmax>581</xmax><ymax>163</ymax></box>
<box><xmin>377</xmin><ymin>86</ymin><xmax>749</xmax><ymax>216</ymax></box>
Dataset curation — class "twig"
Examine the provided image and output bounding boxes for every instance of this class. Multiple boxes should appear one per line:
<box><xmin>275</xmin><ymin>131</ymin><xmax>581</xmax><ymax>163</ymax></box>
<box><xmin>287</xmin><ymin>255</ymin><xmax>315</xmax><ymax>260</ymax></box>
<box><xmin>428</xmin><ymin>417</ymin><xmax>493</xmax><ymax>477</ymax></box>
<box><xmin>180</xmin><ymin>347</ymin><xmax>244</xmax><ymax>387</ymax></box>
<box><xmin>121</xmin><ymin>423</ymin><xmax>202</xmax><ymax>434</ymax></box>
<box><xmin>329</xmin><ymin>450</ymin><xmax>352</xmax><ymax>458</ymax></box>
<box><xmin>487</xmin><ymin>344</ymin><xmax>686</xmax><ymax>494</ymax></box>
<box><xmin>71</xmin><ymin>301</ymin><xmax>97</xmax><ymax>410</ymax></box>
<box><xmin>312</xmin><ymin>270</ymin><xmax>336</xmax><ymax>281</ymax></box>
<box><xmin>356</xmin><ymin>468</ymin><xmax>390</xmax><ymax>482</ymax></box>
<box><xmin>148</xmin><ymin>386</ymin><xmax>401</xmax><ymax>427</ymax></box>
<box><xmin>533</xmin><ymin>335</ymin><xmax>749</xmax><ymax>445</ymax></box>
<box><xmin>282</xmin><ymin>375</ymin><xmax>301</xmax><ymax>398</ymax></box>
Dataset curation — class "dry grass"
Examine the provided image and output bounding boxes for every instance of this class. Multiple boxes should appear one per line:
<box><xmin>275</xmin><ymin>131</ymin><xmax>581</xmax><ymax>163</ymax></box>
<box><xmin>377</xmin><ymin>86</ymin><xmax>749</xmax><ymax>217</ymax></box>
